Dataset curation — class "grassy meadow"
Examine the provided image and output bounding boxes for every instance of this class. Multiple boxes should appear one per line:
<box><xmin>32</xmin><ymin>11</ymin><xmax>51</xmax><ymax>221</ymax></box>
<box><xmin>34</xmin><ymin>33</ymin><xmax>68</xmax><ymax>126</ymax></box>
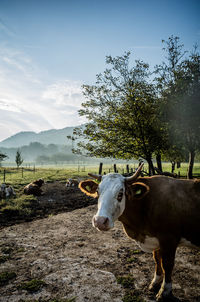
<box><xmin>1</xmin><ymin>161</ymin><xmax>200</xmax><ymax>185</ymax></box>
<box><xmin>0</xmin><ymin>162</ymin><xmax>200</xmax><ymax>224</ymax></box>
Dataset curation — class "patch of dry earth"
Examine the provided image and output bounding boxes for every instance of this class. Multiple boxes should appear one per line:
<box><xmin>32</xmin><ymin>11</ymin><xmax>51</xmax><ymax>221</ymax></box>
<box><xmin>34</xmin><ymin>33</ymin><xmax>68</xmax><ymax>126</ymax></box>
<box><xmin>0</xmin><ymin>184</ymin><xmax>199</xmax><ymax>302</ymax></box>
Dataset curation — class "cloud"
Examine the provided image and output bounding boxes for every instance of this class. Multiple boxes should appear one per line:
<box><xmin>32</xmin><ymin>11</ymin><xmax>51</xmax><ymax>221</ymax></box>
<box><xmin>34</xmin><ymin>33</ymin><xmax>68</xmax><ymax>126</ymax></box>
<box><xmin>39</xmin><ymin>80</ymin><xmax>86</xmax><ymax>129</ymax></box>
<box><xmin>42</xmin><ymin>80</ymin><xmax>84</xmax><ymax>107</ymax></box>
<box><xmin>0</xmin><ymin>108</ymin><xmax>54</xmax><ymax>141</ymax></box>
<box><xmin>0</xmin><ymin>46</ymin><xmax>86</xmax><ymax>141</ymax></box>
<box><xmin>0</xmin><ymin>46</ymin><xmax>41</xmax><ymax>84</ymax></box>
<box><xmin>0</xmin><ymin>96</ymin><xmax>22</xmax><ymax>113</ymax></box>
<box><xmin>0</xmin><ymin>18</ymin><xmax>87</xmax><ymax>142</ymax></box>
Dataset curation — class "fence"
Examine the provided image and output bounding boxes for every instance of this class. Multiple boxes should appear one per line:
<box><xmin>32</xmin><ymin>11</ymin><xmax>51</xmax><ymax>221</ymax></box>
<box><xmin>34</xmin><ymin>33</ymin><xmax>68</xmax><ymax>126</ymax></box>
<box><xmin>1</xmin><ymin>163</ymin><xmax>200</xmax><ymax>183</ymax></box>
<box><xmin>96</xmin><ymin>162</ymin><xmax>200</xmax><ymax>178</ymax></box>
<box><xmin>0</xmin><ymin>163</ymin><xmax>141</xmax><ymax>184</ymax></box>
<box><xmin>97</xmin><ymin>162</ymin><xmax>144</xmax><ymax>175</ymax></box>
<box><xmin>0</xmin><ymin>166</ymin><xmax>36</xmax><ymax>183</ymax></box>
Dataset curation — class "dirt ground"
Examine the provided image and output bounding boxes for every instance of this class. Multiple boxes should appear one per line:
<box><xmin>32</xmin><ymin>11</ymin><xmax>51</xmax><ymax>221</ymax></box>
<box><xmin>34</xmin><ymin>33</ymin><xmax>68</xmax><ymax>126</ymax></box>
<box><xmin>0</xmin><ymin>182</ymin><xmax>199</xmax><ymax>302</ymax></box>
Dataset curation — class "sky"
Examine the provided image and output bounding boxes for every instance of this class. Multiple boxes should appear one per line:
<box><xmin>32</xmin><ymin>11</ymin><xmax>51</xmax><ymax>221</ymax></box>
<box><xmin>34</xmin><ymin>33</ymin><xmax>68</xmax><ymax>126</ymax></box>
<box><xmin>0</xmin><ymin>0</ymin><xmax>199</xmax><ymax>142</ymax></box>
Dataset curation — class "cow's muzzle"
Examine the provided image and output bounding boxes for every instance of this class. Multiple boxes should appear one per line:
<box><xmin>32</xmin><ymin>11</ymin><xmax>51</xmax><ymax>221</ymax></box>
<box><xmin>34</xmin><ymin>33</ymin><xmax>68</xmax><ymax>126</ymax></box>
<box><xmin>92</xmin><ymin>215</ymin><xmax>110</xmax><ymax>231</ymax></box>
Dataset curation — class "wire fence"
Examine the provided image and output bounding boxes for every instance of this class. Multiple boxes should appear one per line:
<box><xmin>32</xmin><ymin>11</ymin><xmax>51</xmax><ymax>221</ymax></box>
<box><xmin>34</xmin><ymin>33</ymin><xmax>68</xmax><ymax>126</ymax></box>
<box><xmin>0</xmin><ymin>162</ymin><xmax>200</xmax><ymax>184</ymax></box>
<box><xmin>0</xmin><ymin>167</ymin><xmax>36</xmax><ymax>183</ymax></box>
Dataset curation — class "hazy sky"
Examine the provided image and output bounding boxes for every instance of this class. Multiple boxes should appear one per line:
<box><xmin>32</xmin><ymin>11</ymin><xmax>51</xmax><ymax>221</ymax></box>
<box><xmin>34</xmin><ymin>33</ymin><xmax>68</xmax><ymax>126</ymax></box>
<box><xmin>0</xmin><ymin>0</ymin><xmax>199</xmax><ymax>141</ymax></box>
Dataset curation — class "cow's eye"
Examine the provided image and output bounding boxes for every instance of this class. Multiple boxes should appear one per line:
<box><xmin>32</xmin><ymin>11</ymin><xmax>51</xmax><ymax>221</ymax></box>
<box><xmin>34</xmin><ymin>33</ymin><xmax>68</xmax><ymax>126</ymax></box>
<box><xmin>117</xmin><ymin>189</ymin><xmax>124</xmax><ymax>202</ymax></box>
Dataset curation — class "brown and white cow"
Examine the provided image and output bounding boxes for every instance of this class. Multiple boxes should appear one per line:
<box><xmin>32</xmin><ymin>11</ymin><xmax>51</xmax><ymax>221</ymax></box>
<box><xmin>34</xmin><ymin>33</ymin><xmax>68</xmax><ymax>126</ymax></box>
<box><xmin>24</xmin><ymin>179</ymin><xmax>44</xmax><ymax>196</ymax></box>
<box><xmin>0</xmin><ymin>184</ymin><xmax>16</xmax><ymax>199</ymax></box>
<box><xmin>66</xmin><ymin>178</ymin><xmax>79</xmax><ymax>188</ymax></box>
<box><xmin>79</xmin><ymin>164</ymin><xmax>200</xmax><ymax>301</ymax></box>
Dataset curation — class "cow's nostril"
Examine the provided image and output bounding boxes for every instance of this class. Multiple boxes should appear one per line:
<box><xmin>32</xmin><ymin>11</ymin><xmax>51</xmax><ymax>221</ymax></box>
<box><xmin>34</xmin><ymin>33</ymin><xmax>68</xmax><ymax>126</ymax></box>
<box><xmin>93</xmin><ymin>216</ymin><xmax>110</xmax><ymax>230</ymax></box>
<box><xmin>103</xmin><ymin>217</ymin><xmax>108</xmax><ymax>225</ymax></box>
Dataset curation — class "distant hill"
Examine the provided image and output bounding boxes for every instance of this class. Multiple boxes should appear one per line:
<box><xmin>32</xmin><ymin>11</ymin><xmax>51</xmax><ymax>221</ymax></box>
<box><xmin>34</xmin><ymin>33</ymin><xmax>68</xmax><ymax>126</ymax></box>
<box><xmin>0</xmin><ymin>126</ymin><xmax>77</xmax><ymax>148</ymax></box>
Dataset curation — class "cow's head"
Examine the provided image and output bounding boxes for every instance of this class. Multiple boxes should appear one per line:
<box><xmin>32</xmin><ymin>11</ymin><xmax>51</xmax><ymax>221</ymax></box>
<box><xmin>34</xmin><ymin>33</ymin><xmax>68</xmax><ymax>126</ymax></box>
<box><xmin>79</xmin><ymin>163</ymin><xmax>148</xmax><ymax>231</ymax></box>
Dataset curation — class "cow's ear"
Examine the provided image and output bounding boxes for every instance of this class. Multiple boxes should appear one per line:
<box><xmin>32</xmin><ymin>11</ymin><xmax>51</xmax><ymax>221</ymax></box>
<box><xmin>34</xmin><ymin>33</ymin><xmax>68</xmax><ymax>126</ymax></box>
<box><xmin>79</xmin><ymin>180</ymin><xmax>98</xmax><ymax>198</ymax></box>
<box><xmin>131</xmin><ymin>182</ymin><xmax>149</xmax><ymax>199</ymax></box>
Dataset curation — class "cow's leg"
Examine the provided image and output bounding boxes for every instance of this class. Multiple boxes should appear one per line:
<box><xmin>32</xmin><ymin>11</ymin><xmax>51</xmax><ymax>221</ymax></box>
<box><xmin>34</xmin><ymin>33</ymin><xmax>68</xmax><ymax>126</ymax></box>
<box><xmin>149</xmin><ymin>249</ymin><xmax>163</xmax><ymax>292</ymax></box>
<box><xmin>156</xmin><ymin>243</ymin><xmax>177</xmax><ymax>301</ymax></box>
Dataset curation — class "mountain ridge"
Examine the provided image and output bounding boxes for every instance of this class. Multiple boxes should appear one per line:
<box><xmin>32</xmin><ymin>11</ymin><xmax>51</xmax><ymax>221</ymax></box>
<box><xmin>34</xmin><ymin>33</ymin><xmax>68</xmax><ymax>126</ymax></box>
<box><xmin>0</xmin><ymin>126</ymin><xmax>78</xmax><ymax>148</ymax></box>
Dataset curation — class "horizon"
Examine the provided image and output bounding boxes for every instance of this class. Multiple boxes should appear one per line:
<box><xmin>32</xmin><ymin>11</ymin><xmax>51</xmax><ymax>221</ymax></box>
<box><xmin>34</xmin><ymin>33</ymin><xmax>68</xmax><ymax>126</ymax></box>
<box><xmin>0</xmin><ymin>0</ymin><xmax>199</xmax><ymax>141</ymax></box>
<box><xmin>0</xmin><ymin>124</ymin><xmax>77</xmax><ymax>144</ymax></box>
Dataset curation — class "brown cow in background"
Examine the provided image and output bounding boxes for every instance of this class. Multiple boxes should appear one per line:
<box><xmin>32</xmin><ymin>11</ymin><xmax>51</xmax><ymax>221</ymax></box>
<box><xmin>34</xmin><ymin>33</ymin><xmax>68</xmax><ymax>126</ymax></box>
<box><xmin>24</xmin><ymin>179</ymin><xmax>44</xmax><ymax>196</ymax></box>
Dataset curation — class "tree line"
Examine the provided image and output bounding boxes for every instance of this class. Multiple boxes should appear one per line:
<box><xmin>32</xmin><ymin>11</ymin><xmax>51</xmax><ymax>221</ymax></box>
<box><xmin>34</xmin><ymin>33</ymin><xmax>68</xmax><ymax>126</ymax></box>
<box><xmin>0</xmin><ymin>142</ymin><xmax>113</xmax><ymax>166</ymax></box>
<box><xmin>0</xmin><ymin>142</ymin><xmax>73</xmax><ymax>165</ymax></box>
<box><xmin>71</xmin><ymin>36</ymin><xmax>200</xmax><ymax>178</ymax></box>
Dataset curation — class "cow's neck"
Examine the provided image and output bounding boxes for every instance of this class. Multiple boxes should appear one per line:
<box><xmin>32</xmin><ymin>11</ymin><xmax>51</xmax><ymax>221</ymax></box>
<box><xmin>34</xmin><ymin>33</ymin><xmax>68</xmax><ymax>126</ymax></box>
<box><xmin>118</xmin><ymin>188</ymin><xmax>148</xmax><ymax>242</ymax></box>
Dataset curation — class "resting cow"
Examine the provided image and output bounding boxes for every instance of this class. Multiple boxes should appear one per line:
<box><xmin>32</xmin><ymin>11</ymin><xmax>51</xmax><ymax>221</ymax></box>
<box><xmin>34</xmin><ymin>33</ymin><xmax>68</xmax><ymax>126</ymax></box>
<box><xmin>24</xmin><ymin>179</ymin><xmax>44</xmax><ymax>196</ymax></box>
<box><xmin>66</xmin><ymin>178</ymin><xmax>79</xmax><ymax>188</ymax></box>
<box><xmin>0</xmin><ymin>184</ymin><xmax>16</xmax><ymax>199</ymax></box>
<box><xmin>79</xmin><ymin>164</ymin><xmax>200</xmax><ymax>301</ymax></box>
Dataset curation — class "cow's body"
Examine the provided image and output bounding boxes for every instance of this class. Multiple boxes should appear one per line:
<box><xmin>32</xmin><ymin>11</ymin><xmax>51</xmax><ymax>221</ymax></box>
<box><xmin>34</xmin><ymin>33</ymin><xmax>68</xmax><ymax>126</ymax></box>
<box><xmin>120</xmin><ymin>176</ymin><xmax>200</xmax><ymax>249</ymax></box>
<box><xmin>24</xmin><ymin>179</ymin><xmax>44</xmax><ymax>196</ymax></box>
<box><xmin>79</xmin><ymin>166</ymin><xmax>200</xmax><ymax>301</ymax></box>
<box><xmin>66</xmin><ymin>178</ymin><xmax>79</xmax><ymax>188</ymax></box>
<box><xmin>0</xmin><ymin>184</ymin><xmax>16</xmax><ymax>199</ymax></box>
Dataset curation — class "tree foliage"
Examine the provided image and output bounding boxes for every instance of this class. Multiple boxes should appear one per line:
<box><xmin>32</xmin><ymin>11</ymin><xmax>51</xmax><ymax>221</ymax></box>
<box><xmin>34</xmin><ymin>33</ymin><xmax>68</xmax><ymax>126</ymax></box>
<box><xmin>15</xmin><ymin>149</ymin><xmax>23</xmax><ymax>168</ymax></box>
<box><xmin>71</xmin><ymin>36</ymin><xmax>200</xmax><ymax>178</ymax></box>
<box><xmin>73</xmin><ymin>53</ymin><xmax>167</xmax><ymax>174</ymax></box>
<box><xmin>0</xmin><ymin>152</ymin><xmax>8</xmax><ymax>166</ymax></box>
<box><xmin>155</xmin><ymin>36</ymin><xmax>200</xmax><ymax>178</ymax></box>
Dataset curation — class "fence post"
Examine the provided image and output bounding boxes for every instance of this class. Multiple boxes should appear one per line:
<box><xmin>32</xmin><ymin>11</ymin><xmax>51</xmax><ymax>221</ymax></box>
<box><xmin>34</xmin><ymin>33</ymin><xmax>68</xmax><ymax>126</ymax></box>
<box><xmin>3</xmin><ymin>169</ymin><xmax>6</xmax><ymax>183</ymax></box>
<box><xmin>114</xmin><ymin>164</ymin><xmax>117</xmax><ymax>173</ymax></box>
<box><xmin>99</xmin><ymin>163</ymin><xmax>103</xmax><ymax>175</ymax></box>
<box><xmin>22</xmin><ymin>167</ymin><xmax>24</xmax><ymax>178</ymax></box>
<box><xmin>126</xmin><ymin>164</ymin><xmax>129</xmax><ymax>174</ymax></box>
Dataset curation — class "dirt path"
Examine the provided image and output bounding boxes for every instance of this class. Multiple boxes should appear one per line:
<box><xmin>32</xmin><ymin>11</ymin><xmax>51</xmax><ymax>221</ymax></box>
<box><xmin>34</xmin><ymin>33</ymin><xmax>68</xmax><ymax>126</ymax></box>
<box><xmin>0</xmin><ymin>182</ymin><xmax>199</xmax><ymax>302</ymax></box>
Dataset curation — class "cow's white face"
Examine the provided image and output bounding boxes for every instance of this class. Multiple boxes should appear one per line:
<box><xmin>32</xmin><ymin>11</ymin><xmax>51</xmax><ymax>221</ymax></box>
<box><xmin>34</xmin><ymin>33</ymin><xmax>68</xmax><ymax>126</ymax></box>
<box><xmin>92</xmin><ymin>173</ymin><xmax>126</xmax><ymax>231</ymax></box>
<box><xmin>79</xmin><ymin>164</ymin><xmax>144</xmax><ymax>232</ymax></box>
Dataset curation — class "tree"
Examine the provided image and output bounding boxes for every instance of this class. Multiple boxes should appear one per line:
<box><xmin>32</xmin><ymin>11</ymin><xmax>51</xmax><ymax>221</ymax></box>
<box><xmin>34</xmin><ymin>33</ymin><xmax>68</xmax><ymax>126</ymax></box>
<box><xmin>162</xmin><ymin>144</ymin><xmax>187</xmax><ymax>173</ymax></box>
<box><xmin>178</xmin><ymin>48</ymin><xmax>200</xmax><ymax>178</ymax></box>
<box><xmin>15</xmin><ymin>149</ymin><xmax>23</xmax><ymax>168</ymax></box>
<box><xmin>72</xmin><ymin>52</ymin><xmax>166</xmax><ymax>175</ymax></box>
<box><xmin>36</xmin><ymin>155</ymin><xmax>50</xmax><ymax>164</ymax></box>
<box><xmin>155</xmin><ymin>36</ymin><xmax>200</xmax><ymax>178</ymax></box>
<box><xmin>0</xmin><ymin>152</ymin><xmax>8</xmax><ymax>166</ymax></box>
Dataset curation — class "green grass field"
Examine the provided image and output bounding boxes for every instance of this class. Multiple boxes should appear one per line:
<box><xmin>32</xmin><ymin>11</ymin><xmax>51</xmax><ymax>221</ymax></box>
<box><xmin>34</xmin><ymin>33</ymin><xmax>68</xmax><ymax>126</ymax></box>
<box><xmin>1</xmin><ymin>162</ymin><xmax>200</xmax><ymax>185</ymax></box>
<box><xmin>0</xmin><ymin>162</ymin><xmax>200</xmax><ymax>223</ymax></box>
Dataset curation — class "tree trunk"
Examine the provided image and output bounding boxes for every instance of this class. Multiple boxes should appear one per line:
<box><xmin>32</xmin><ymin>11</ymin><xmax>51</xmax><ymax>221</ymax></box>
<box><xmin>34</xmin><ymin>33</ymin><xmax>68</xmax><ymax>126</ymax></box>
<box><xmin>156</xmin><ymin>154</ymin><xmax>162</xmax><ymax>172</ymax></box>
<box><xmin>171</xmin><ymin>161</ymin><xmax>175</xmax><ymax>173</ymax></box>
<box><xmin>187</xmin><ymin>150</ymin><xmax>195</xmax><ymax>179</ymax></box>
<box><xmin>146</xmin><ymin>157</ymin><xmax>155</xmax><ymax>176</ymax></box>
